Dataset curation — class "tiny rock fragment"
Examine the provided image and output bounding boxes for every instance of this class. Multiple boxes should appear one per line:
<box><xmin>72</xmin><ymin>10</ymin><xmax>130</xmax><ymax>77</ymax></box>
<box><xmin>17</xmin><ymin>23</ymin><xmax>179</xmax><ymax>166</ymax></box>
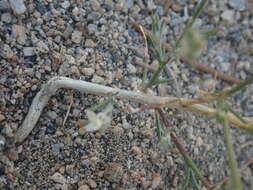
<box><xmin>131</xmin><ymin>146</ymin><xmax>142</xmax><ymax>154</ymax></box>
<box><xmin>7</xmin><ymin>148</ymin><xmax>19</xmax><ymax>161</ymax></box>
<box><xmin>0</xmin><ymin>114</ymin><xmax>5</xmax><ymax>121</ymax></box>
<box><xmin>81</xmin><ymin>68</ymin><xmax>95</xmax><ymax>76</ymax></box>
<box><xmin>0</xmin><ymin>44</ymin><xmax>14</xmax><ymax>59</ymax></box>
<box><xmin>23</xmin><ymin>47</ymin><xmax>35</xmax><ymax>57</ymax></box>
<box><xmin>78</xmin><ymin>184</ymin><xmax>90</xmax><ymax>190</ymax></box>
<box><xmin>151</xmin><ymin>173</ymin><xmax>162</xmax><ymax>188</ymax></box>
<box><xmin>85</xmin><ymin>39</ymin><xmax>96</xmax><ymax>48</ymax></box>
<box><xmin>0</xmin><ymin>0</ymin><xmax>11</xmax><ymax>10</ymax></box>
<box><xmin>71</xmin><ymin>30</ymin><xmax>83</xmax><ymax>44</ymax></box>
<box><xmin>46</xmin><ymin>29</ymin><xmax>62</xmax><ymax>37</ymax></box>
<box><xmin>49</xmin><ymin>172</ymin><xmax>66</xmax><ymax>184</ymax></box>
<box><xmin>221</xmin><ymin>10</ymin><xmax>235</xmax><ymax>25</ymax></box>
<box><xmin>9</xmin><ymin>0</ymin><xmax>26</xmax><ymax>15</ymax></box>
<box><xmin>104</xmin><ymin>163</ymin><xmax>124</xmax><ymax>182</ymax></box>
<box><xmin>172</xmin><ymin>3</ymin><xmax>182</xmax><ymax>12</ymax></box>
<box><xmin>87</xmin><ymin>179</ymin><xmax>97</xmax><ymax>188</ymax></box>
<box><xmin>35</xmin><ymin>41</ymin><xmax>49</xmax><ymax>54</ymax></box>
<box><xmin>1</xmin><ymin>12</ymin><xmax>12</xmax><ymax>23</ymax></box>
<box><xmin>228</xmin><ymin>0</ymin><xmax>246</xmax><ymax>11</ymax></box>
<box><xmin>12</xmin><ymin>24</ymin><xmax>27</xmax><ymax>45</ymax></box>
<box><xmin>0</xmin><ymin>135</ymin><xmax>6</xmax><ymax>151</ymax></box>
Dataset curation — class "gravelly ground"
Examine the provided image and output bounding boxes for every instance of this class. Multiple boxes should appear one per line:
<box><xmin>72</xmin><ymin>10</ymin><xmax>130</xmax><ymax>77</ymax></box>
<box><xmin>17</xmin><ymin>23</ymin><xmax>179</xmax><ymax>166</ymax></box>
<box><xmin>0</xmin><ymin>0</ymin><xmax>253</xmax><ymax>189</ymax></box>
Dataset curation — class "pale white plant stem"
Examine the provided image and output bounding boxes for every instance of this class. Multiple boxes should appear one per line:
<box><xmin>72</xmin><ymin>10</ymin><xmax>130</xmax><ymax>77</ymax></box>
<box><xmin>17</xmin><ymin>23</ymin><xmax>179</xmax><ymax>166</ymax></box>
<box><xmin>15</xmin><ymin>76</ymin><xmax>253</xmax><ymax>144</ymax></box>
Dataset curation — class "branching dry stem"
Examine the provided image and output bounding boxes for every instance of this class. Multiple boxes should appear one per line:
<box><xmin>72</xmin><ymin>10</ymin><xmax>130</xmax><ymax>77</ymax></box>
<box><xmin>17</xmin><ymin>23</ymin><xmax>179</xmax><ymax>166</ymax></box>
<box><xmin>15</xmin><ymin>77</ymin><xmax>253</xmax><ymax>144</ymax></box>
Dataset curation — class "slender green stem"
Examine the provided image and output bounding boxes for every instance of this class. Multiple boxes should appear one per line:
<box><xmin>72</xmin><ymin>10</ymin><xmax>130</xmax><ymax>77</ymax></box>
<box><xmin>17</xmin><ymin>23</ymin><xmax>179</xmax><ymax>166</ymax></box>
<box><xmin>184</xmin><ymin>74</ymin><xmax>253</xmax><ymax>106</ymax></box>
<box><xmin>171</xmin><ymin>132</ymin><xmax>211</xmax><ymax>188</ymax></box>
<box><xmin>144</xmin><ymin>62</ymin><xmax>165</xmax><ymax>90</ymax></box>
<box><xmin>174</xmin><ymin>0</ymin><xmax>209</xmax><ymax>49</ymax></box>
<box><xmin>222</xmin><ymin>114</ymin><xmax>243</xmax><ymax>190</ymax></box>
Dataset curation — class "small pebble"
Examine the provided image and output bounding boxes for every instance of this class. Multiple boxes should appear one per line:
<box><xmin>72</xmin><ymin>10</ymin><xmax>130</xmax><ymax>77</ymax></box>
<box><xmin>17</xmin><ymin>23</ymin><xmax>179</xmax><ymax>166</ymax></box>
<box><xmin>71</xmin><ymin>30</ymin><xmax>83</xmax><ymax>44</ymax></box>
<box><xmin>1</xmin><ymin>12</ymin><xmax>12</xmax><ymax>23</ymax></box>
<box><xmin>0</xmin><ymin>135</ymin><xmax>6</xmax><ymax>151</ymax></box>
<box><xmin>85</xmin><ymin>39</ymin><xmax>96</xmax><ymax>48</ymax></box>
<box><xmin>49</xmin><ymin>172</ymin><xmax>66</xmax><ymax>184</ymax></box>
<box><xmin>81</xmin><ymin>68</ymin><xmax>95</xmax><ymax>76</ymax></box>
<box><xmin>1</xmin><ymin>44</ymin><xmax>14</xmax><ymax>59</ymax></box>
<box><xmin>0</xmin><ymin>114</ymin><xmax>5</xmax><ymax>121</ymax></box>
<box><xmin>23</xmin><ymin>47</ymin><xmax>35</xmax><ymax>57</ymax></box>
<box><xmin>147</xmin><ymin>0</ymin><xmax>156</xmax><ymax>11</ymax></box>
<box><xmin>131</xmin><ymin>146</ymin><xmax>142</xmax><ymax>155</ymax></box>
<box><xmin>87</xmin><ymin>179</ymin><xmax>97</xmax><ymax>188</ymax></box>
<box><xmin>79</xmin><ymin>184</ymin><xmax>90</xmax><ymax>190</ymax></box>
<box><xmin>52</xmin><ymin>144</ymin><xmax>60</xmax><ymax>155</ymax></box>
<box><xmin>35</xmin><ymin>41</ymin><xmax>49</xmax><ymax>54</ymax></box>
<box><xmin>0</xmin><ymin>0</ymin><xmax>10</xmax><ymax>10</ymax></box>
<box><xmin>104</xmin><ymin>163</ymin><xmax>123</xmax><ymax>182</ymax></box>
<box><xmin>61</xmin><ymin>1</ymin><xmax>70</xmax><ymax>9</ymax></box>
<box><xmin>221</xmin><ymin>10</ymin><xmax>235</xmax><ymax>24</ymax></box>
<box><xmin>92</xmin><ymin>75</ymin><xmax>104</xmax><ymax>84</ymax></box>
<box><xmin>47</xmin><ymin>111</ymin><xmax>57</xmax><ymax>120</ymax></box>
<box><xmin>90</xmin><ymin>0</ymin><xmax>100</xmax><ymax>11</ymax></box>
<box><xmin>9</xmin><ymin>0</ymin><xmax>26</xmax><ymax>15</ymax></box>
<box><xmin>228</xmin><ymin>0</ymin><xmax>246</xmax><ymax>11</ymax></box>
<box><xmin>2</xmin><ymin>125</ymin><xmax>13</xmax><ymax>137</ymax></box>
<box><xmin>7</xmin><ymin>148</ymin><xmax>19</xmax><ymax>161</ymax></box>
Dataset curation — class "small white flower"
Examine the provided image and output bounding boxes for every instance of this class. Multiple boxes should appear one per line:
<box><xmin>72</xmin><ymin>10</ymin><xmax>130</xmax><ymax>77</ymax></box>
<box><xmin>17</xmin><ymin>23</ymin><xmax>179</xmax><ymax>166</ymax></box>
<box><xmin>85</xmin><ymin>103</ymin><xmax>113</xmax><ymax>132</ymax></box>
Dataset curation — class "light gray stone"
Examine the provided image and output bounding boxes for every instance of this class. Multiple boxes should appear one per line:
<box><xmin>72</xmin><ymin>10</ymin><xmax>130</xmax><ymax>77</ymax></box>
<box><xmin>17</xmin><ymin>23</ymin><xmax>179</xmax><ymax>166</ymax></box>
<box><xmin>92</xmin><ymin>75</ymin><xmax>104</xmax><ymax>84</ymax></box>
<box><xmin>228</xmin><ymin>0</ymin><xmax>246</xmax><ymax>11</ymax></box>
<box><xmin>85</xmin><ymin>39</ymin><xmax>96</xmax><ymax>48</ymax></box>
<box><xmin>147</xmin><ymin>0</ymin><xmax>156</xmax><ymax>11</ymax></box>
<box><xmin>221</xmin><ymin>10</ymin><xmax>235</xmax><ymax>24</ymax></box>
<box><xmin>52</xmin><ymin>144</ymin><xmax>60</xmax><ymax>155</ymax></box>
<box><xmin>0</xmin><ymin>44</ymin><xmax>14</xmax><ymax>59</ymax></box>
<box><xmin>71</xmin><ymin>30</ymin><xmax>83</xmax><ymax>44</ymax></box>
<box><xmin>23</xmin><ymin>47</ymin><xmax>35</xmax><ymax>57</ymax></box>
<box><xmin>12</xmin><ymin>24</ymin><xmax>27</xmax><ymax>45</ymax></box>
<box><xmin>0</xmin><ymin>135</ymin><xmax>6</xmax><ymax>151</ymax></box>
<box><xmin>49</xmin><ymin>172</ymin><xmax>66</xmax><ymax>184</ymax></box>
<box><xmin>90</xmin><ymin>0</ymin><xmax>100</xmax><ymax>11</ymax></box>
<box><xmin>1</xmin><ymin>12</ymin><xmax>12</xmax><ymax>23</ymax></box>
<box><xmin>78</xmin><ymin>185</ymin><xmax>90</xmax><ymax>190</ymax></box>
<box><xmin>61</xmin><ymin>1</ymin><xmax>70</xmax><ymax>9</ymax></box>
<box><xmin>35</xmin><ymin>41</ymin><xmax>49</xmax><ymax>54</ymax></box>
<box><xmin>81</xmin><ymin>68</ymin><xmax>95</xmax><ymax>76</ymax></box>
<box><xmin>9</xmin><ymin>0</ymin><xmax>26</xmax><ymax>15</ymax></box>
<box><xmin>0</xmin><ymin>0</ymin><xmax>10</xmax><ymax>10</ymax></box>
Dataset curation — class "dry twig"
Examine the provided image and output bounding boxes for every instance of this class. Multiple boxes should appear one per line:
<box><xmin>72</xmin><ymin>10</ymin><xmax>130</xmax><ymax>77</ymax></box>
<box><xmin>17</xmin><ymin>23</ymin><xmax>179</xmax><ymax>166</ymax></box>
<box><xmin>16</xmin><ymin>77</ymin><xmax>253</xmax><ymax>144</ymax></box>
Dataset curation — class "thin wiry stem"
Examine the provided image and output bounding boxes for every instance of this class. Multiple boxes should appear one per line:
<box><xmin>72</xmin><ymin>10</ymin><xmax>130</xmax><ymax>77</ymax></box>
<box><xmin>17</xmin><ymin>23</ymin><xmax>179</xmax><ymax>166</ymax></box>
<box><xmin>157</xmin><ymin>108</ymin><xmax>211</xmax><ymax>189</ymax></box>
<box><xmin>174</xmin><ymin>0</ymin><xmax>210</xmax><ymax>48</ymax></box>
<box><xmin>181</xmin><ymin>74</ymin><xmax>253</xmax><ymax>106</ymax></box>
<box><xmin>223</xmin><ymin>117</ymin><xmax>243</xmax><ymax>190</ymax></box>
<box><xmin>211</xmin><ymin>157</ymin><xmax>253</xmax><ymax>190</ymax></box>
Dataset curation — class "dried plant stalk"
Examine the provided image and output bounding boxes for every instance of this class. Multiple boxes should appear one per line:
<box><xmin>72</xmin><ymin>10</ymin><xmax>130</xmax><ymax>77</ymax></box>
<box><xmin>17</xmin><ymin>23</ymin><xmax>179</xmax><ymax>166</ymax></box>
<box><xmin>15</xmin><ymin>77</ymin><xmax>253</xmax><ymax>143</ymax></box>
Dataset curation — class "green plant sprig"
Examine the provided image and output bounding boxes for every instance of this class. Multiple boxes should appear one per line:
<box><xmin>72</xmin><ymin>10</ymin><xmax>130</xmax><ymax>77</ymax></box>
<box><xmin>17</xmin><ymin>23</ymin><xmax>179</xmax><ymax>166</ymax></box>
<box><xmin>216</xmin><ymin>100</ymin><xmax>243</xmax><ymax>190</ymax></box>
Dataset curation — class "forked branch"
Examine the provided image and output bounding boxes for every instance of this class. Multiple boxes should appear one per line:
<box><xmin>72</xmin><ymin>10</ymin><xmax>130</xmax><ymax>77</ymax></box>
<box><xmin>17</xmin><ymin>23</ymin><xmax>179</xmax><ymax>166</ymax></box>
<box><xmin>15</xmin><ymin>77</ymin><xmax>253</xmax><ymax>143</ymax></box>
